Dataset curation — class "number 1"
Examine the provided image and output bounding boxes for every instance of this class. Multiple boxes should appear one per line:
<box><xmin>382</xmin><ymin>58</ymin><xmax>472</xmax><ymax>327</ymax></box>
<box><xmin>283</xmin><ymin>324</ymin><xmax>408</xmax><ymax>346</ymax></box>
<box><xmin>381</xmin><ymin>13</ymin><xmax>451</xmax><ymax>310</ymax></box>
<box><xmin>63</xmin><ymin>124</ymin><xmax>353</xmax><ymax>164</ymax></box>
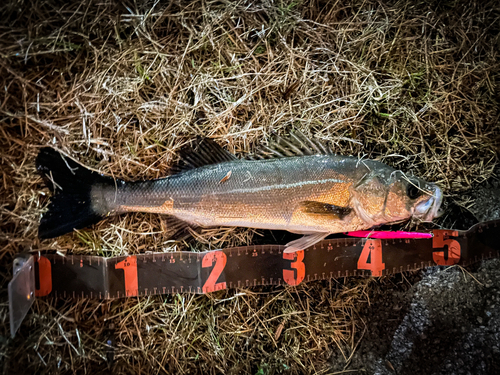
<box><xmin>115</xmin><ymin>256</ymin><xmax>138</xmax><ymax>297</ymax></box>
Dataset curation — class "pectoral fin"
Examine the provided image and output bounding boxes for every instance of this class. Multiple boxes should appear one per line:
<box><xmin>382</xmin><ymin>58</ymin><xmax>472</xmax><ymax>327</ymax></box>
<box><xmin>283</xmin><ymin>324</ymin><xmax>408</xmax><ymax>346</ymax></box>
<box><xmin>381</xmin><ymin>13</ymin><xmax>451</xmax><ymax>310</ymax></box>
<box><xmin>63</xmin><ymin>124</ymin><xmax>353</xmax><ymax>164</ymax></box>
<box><xmin>299</xmin><ymin>201</ymin><xmax>352</xmax><ymax>219</ymax></box>
<box><xmin>284</xmin><ymin>232</ymin><xmax>330</xmax><ymax>253</ymax></box>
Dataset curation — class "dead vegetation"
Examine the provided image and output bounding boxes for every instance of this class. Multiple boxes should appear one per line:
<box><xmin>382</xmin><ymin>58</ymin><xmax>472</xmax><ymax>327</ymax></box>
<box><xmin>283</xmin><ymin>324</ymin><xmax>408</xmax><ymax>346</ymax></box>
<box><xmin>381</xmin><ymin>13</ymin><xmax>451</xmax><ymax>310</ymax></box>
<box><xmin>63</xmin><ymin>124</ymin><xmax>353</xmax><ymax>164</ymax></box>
<box><xmin>0</xmin><ymin>0</ymin><xmax>499</xmax><ymax>373</ymax></box>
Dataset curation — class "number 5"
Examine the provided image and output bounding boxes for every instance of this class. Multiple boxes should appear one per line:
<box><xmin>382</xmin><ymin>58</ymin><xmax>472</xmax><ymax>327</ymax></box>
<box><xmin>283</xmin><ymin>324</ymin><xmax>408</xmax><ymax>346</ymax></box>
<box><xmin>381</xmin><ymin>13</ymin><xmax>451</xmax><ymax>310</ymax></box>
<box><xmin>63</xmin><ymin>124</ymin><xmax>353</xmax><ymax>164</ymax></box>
<box><xmin>432</xmin><ymin>230</ymin><xmax>460</xmax><ymax>266</ymax></box>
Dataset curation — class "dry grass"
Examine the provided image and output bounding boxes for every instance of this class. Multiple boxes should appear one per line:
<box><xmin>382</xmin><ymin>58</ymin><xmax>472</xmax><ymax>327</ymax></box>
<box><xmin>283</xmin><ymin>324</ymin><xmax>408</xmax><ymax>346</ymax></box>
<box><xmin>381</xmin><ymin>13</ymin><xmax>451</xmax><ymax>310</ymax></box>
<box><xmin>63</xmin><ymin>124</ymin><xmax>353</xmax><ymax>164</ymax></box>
<box><xmin>1</xmin><ymin>0</ymin><xmax>499</xmax><ymax>373</ymax></box>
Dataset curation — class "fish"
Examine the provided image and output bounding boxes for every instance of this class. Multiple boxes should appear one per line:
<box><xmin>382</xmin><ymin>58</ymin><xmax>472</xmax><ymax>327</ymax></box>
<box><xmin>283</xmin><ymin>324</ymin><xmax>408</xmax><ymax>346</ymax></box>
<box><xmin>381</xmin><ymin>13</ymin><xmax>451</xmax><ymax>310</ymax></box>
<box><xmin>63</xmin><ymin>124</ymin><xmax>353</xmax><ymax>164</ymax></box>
<box><xmin>36</xmin><ymin>132</ymin><xmax>443</xmax><ymax>252</ymax></box>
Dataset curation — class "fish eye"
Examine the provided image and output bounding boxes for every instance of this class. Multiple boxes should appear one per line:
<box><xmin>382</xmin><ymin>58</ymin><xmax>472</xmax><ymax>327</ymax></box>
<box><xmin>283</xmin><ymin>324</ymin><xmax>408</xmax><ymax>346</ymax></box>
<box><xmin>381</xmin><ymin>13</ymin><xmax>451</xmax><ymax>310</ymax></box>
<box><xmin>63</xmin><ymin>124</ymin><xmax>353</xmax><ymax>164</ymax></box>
<box><xmin>406</xmin><ymin>179</ymin><xmax>422</xmax><ymax>200</ymax></box>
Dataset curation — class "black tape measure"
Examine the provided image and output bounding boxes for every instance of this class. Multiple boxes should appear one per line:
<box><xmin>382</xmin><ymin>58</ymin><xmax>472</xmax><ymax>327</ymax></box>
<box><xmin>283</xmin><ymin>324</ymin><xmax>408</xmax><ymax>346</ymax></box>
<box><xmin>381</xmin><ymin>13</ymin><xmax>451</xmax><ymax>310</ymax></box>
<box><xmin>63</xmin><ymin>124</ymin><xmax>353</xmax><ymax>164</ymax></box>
<box><xmin>8</xmin><ymin>220</ymin><xmax>500</xmax><ymax>337</ymax></box>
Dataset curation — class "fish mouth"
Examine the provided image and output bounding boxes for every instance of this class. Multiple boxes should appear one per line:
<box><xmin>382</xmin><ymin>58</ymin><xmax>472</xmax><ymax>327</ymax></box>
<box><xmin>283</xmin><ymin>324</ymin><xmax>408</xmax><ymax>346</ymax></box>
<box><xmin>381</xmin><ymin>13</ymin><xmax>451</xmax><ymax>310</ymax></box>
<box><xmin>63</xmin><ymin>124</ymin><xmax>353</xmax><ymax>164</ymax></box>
<box><xmin>414</xmin><ymin>185</ymin><xmax>443</xmax><ymax>222</ymax></box>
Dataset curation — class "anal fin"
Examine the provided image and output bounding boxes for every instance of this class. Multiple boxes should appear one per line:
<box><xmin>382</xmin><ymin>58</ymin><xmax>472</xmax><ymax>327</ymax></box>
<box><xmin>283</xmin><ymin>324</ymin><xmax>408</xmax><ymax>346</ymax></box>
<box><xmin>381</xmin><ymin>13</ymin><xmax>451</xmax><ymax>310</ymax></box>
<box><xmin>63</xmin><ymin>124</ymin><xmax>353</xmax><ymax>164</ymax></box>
<box><xmin>284</xmin><ymin>232</ymin><xmax>330</xmax><ymax>253</ymax></box>
<box><xmin>161</xmin><ymin>215</ymin><xmax>199</xmax><ymax>241</ymax></box>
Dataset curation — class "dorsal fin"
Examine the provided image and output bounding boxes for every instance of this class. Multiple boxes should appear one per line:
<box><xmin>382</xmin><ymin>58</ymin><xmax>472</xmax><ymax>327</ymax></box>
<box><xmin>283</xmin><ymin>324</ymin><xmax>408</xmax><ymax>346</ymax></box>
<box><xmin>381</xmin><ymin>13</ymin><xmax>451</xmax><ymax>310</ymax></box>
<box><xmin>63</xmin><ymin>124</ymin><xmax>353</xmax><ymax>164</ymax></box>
<box><xmin>247</xmin><ymin>130</ymin><xmax>333</xmax><ymax>160</ymax></box>
<box><xmin>171</xmin><ymin>138</ymin><xmax>237</xmax><ymax>173</ymax></box>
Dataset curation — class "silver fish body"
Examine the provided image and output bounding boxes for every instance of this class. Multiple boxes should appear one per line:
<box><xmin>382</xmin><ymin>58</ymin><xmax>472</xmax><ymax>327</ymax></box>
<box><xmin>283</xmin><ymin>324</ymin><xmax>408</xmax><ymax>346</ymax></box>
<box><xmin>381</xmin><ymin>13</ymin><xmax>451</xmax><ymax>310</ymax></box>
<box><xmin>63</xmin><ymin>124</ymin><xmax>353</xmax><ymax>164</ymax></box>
<box><xmin>37</xmin><ymin>136</ymin><xmax>443</xmax><ymax>252</ymax></box>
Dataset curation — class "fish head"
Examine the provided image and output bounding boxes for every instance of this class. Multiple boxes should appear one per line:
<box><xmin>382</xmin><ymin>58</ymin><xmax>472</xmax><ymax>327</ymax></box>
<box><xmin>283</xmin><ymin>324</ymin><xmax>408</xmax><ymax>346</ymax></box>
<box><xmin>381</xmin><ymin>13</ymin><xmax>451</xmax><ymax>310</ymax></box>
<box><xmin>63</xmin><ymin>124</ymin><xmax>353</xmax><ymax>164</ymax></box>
<box><xmin>385</xmin><ymin>173</ymin><xmax>443</xmax><ymax>222</ymax></box>
<box><xmin>352</xmin><ymin>169</ymin><xmax>443</xmax><ymax>226</ymax></box>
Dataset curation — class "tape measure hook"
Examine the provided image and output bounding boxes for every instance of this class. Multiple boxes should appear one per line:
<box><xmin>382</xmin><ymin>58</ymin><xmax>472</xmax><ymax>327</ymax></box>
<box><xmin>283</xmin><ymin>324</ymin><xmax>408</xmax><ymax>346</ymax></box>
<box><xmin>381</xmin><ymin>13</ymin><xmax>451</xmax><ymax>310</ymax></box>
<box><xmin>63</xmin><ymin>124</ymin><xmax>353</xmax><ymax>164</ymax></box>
<box><xmin>8</xmin><ymin>254</ymin><xmax>36</xmax><ymax>338</ymax></box>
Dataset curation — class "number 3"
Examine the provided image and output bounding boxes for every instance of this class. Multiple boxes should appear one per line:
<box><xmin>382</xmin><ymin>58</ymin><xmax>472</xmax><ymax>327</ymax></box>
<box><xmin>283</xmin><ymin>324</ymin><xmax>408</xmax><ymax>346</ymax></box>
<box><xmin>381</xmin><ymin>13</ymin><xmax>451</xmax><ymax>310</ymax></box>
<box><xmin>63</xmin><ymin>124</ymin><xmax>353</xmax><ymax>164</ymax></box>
<box><xmin>283</xmin><ymin>250</ymin><xmax>305</xmax><ymax>286</ymax></box>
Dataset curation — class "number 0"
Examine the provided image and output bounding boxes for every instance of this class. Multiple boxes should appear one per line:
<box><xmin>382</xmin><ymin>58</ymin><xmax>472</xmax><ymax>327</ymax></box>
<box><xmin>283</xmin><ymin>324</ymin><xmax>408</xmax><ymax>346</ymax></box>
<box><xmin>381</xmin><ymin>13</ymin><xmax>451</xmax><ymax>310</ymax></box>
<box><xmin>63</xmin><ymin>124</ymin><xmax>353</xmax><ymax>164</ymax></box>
<box><xmin>35</xmin><ymin>256</ymin><xmax>52</xmax><ymax>297</ymax></box>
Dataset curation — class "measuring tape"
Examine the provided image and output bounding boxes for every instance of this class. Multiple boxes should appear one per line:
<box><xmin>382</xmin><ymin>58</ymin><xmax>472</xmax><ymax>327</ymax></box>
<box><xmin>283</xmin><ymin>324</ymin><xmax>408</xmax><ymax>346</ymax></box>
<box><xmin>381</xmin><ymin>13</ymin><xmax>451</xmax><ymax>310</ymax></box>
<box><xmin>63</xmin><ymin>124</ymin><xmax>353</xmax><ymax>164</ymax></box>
<box><xmin>8</xmin><ymin>219</ymin><xmax>500</xmax><ymax>336</ymax></box>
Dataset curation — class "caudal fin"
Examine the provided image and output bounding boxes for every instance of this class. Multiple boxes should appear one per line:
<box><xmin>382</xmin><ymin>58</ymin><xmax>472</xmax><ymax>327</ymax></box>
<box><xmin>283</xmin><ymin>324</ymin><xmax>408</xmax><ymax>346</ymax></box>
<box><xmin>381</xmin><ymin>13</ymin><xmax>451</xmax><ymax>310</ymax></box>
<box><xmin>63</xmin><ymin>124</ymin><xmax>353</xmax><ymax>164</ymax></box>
<box><xmin>36</xmin><ymin>148</ymin><xmax>113</xmax><ymax>239</ymax></box>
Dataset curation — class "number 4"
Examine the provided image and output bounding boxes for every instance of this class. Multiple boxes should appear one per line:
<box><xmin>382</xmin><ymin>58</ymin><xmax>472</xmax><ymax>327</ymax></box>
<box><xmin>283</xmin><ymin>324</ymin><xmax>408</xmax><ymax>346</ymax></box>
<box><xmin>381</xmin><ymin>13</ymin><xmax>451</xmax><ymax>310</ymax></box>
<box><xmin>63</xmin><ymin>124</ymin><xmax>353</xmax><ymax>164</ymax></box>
<box><xmin>357</xmin><ymin>239</ymin><xmax>385</xmax><ymax>276</ymax></box>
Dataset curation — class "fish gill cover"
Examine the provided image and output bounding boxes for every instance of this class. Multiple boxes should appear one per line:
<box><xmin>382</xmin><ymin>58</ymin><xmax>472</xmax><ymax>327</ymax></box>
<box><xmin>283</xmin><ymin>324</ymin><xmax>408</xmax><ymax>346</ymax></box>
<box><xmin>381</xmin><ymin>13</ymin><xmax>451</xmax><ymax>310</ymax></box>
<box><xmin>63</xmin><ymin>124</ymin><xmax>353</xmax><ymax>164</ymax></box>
<box><xmin>0</xmin><ymin>0</ymin><xmax>499</xmax><ymax>374</ymax></box>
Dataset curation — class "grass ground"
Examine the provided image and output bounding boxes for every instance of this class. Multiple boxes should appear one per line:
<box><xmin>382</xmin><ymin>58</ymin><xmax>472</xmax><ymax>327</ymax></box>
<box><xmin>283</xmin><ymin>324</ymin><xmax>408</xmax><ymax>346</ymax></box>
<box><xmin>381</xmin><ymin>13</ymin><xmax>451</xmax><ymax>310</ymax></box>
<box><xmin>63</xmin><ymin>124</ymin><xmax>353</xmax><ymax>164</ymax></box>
<box><xmin>1</xmin><ymin>0</ymin><xmax>499</xmax><ymax>373</ymax></box>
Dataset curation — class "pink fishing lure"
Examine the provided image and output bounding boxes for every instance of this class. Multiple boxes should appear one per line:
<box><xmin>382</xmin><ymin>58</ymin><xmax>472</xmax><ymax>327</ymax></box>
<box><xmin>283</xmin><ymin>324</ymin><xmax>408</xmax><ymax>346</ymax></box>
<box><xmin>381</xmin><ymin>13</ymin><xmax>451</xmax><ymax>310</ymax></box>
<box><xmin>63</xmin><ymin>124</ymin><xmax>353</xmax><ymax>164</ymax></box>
<box><xmin>345</xmin><ymin>231</ymin><xmax>433</xmax><ymax>239</ymax></box>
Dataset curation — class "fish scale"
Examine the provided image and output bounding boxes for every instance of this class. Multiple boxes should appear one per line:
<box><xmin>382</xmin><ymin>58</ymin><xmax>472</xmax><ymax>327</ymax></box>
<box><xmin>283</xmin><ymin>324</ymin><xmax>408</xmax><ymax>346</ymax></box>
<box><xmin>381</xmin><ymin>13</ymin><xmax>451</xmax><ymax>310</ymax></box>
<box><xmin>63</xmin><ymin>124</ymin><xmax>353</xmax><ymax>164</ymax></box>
<box><xmin>104</xmin><ymin>156</ymin><xmax>363</xmax><ymax>231</ymax></box>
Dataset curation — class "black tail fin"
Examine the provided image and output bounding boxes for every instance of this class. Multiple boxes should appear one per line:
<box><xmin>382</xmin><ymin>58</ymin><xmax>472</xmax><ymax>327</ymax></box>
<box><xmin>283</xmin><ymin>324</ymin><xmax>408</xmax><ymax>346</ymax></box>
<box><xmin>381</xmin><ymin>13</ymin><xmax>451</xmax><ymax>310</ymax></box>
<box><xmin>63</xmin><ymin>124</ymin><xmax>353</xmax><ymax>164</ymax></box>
<box><xmin>36</xmin><ymin>148</ymin><xmax>113</xmax><ymax>239</ymax></box>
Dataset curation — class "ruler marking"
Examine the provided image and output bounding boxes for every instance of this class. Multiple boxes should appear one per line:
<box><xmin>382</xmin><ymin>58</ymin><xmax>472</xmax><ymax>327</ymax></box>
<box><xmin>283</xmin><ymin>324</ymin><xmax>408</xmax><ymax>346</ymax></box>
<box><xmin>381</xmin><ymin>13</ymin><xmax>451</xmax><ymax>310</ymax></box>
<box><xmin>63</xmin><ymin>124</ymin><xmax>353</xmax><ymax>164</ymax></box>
<box><xmin>27</xmin><ymin>219</ymin><xmax>500</xmax><ymax>299</ymax></box>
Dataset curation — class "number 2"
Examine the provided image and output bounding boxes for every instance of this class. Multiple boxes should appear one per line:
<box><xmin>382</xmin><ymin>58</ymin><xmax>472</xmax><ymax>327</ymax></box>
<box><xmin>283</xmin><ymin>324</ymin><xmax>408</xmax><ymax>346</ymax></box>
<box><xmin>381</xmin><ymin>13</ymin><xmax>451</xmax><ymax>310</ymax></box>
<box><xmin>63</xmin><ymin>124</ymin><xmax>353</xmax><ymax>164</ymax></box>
<box><xmin>115</xmin><ymin>256</ymin><xmax>138</xmax><ymax>297</ymax></box>
<box><xmin>202</xmin><ymin>251</ymin><xmax>227</xmax><ymax>293</ymax></box>
<box><xmin>357</xmin><ymin>239</ymin><xmax>385</xmax><ymax>276</ymax></box>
